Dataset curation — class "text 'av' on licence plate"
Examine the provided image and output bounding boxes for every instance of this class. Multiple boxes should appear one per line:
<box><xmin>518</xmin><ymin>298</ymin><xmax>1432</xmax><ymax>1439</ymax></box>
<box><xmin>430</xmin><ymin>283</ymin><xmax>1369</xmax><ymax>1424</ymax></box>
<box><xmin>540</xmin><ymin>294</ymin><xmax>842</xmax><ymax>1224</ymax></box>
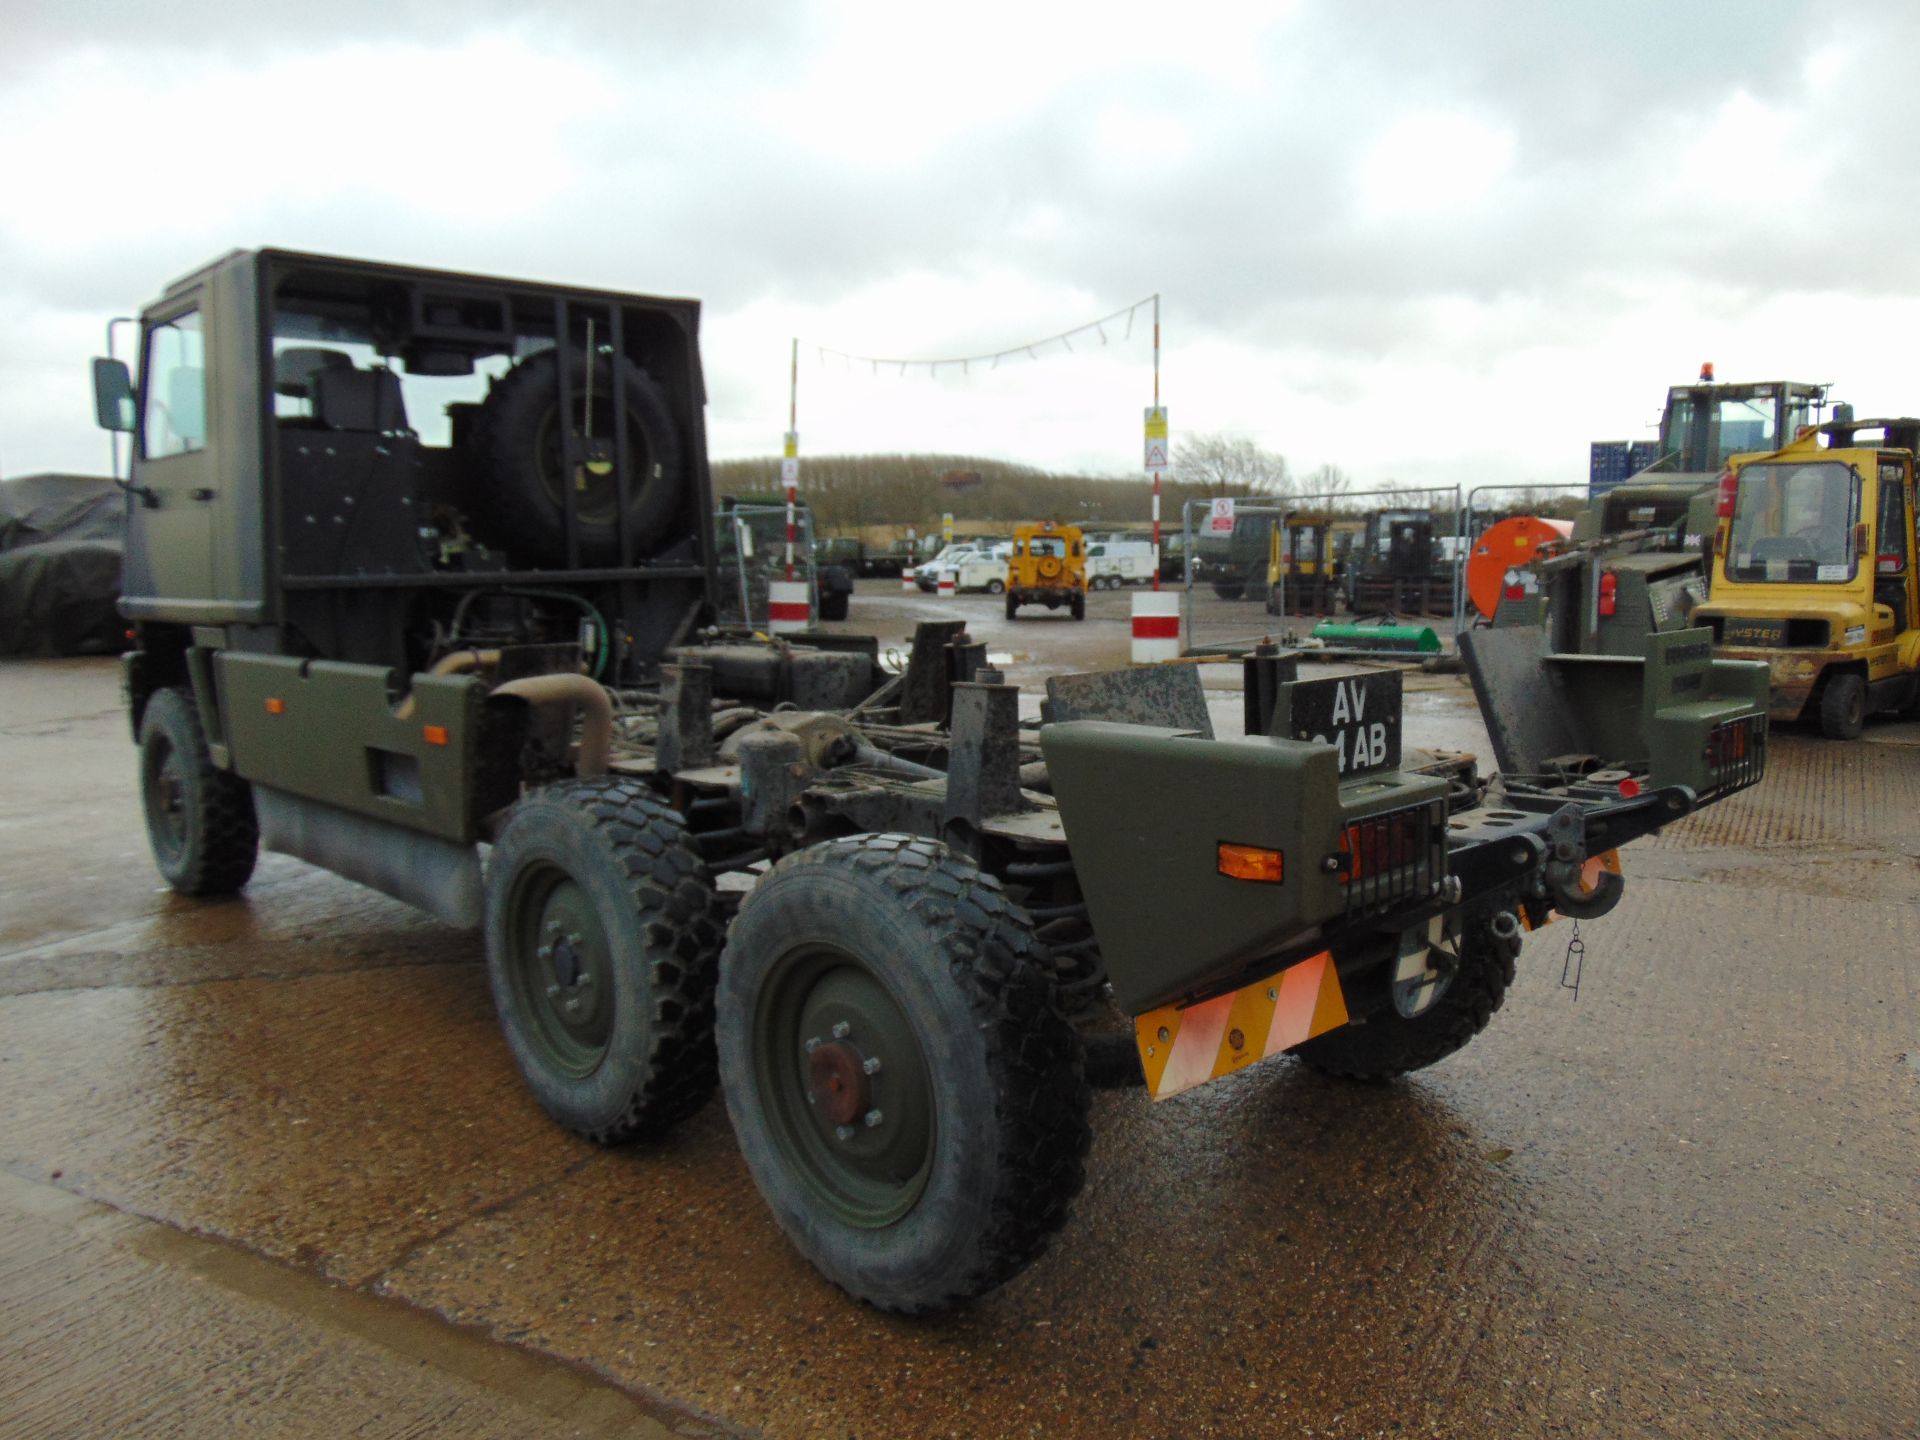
<box><xmin>1280</xmin><ymin>668</ymin><xmax>1402</xmax><ymax>777</ymax></box>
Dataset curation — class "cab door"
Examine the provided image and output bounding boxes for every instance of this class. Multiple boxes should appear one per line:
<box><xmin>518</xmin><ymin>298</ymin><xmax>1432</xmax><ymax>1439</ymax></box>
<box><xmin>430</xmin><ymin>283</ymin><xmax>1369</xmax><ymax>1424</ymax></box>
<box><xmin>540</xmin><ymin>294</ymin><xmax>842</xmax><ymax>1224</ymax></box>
<box><xmin>122</xmin><ymin>299</ymin><xmax>218</xmax><ymax>608</ymax></box>
<box><xmin>1872</xmin><ymin>455</ymin><xmax>1913</xmax><ymax>640</ymax></box>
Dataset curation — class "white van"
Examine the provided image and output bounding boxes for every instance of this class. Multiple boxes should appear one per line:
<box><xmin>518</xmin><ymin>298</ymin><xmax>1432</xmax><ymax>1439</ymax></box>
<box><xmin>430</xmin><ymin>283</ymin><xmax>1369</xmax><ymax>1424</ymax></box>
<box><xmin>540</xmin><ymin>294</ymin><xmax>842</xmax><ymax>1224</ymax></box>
<box><xmin>1085</xmin><ymin>539</ymin><xmax>1156</xmax><ymax>590</ymax></box>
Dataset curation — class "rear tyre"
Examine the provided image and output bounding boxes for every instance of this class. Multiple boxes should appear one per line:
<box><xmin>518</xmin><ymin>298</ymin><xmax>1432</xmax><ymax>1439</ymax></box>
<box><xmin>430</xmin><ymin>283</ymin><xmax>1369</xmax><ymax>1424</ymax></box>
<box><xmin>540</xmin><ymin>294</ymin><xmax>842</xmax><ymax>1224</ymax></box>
<box><xmin>717</xmin><ymin>835</ymin><xmax>1091</xmax><ymax>1313</ymax></box>
<box><xmin>1005</xmin><ymin>593</ymin><xmax>1019</xmax><ymax>621</ymax></box>
<box><xmin>1295</xmin><ymin>913</ymin><xmax>1520</xmax><ymax>1081</ymax></box>
<box><xmin>1211</xmin><ymin>582</ymin><xmax>1245</xmax><ymax>601</ymax></box>
<box><xmin>1819</xmin><ymin>672</ymin><xmax>1866</xmax><ymax>740</ymax></box>
<box><xmin>1071</xmin><ymin>591</ymin><xmax>1086</xmax><ymax>621</ymax></box>
<box><xmin>987</xmin><ymin>578</ymin><xmax>1006</xmax><ymax>595</ymax></box>
<box><xmin>139</xmin><ymin>686</ymin><xmax>259</xmax><ymax>896</ymax></box>
<box><xmin>485</xmin><ymin>778</ymin><xmax>725</xmax><ymax>1143</ymax></box>
<box><xmin>818</xmin><ymin>589</ymin><xmax>850</xmax><ymax>622</ymax></box>
<box><xmin>466</xmin><ymin>349</ymin><xmax>684</xmax><ymax>567</ymax></box>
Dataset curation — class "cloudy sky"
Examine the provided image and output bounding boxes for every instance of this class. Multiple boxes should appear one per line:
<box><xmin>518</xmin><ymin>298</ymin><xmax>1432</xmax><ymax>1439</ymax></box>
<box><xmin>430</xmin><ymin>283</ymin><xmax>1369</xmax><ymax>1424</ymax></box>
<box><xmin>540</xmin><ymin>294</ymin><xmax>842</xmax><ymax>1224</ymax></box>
<box><xmin>4</xmin><ymin>0</ymin><xmax>1918</xmax><ymax>502</ymax></box>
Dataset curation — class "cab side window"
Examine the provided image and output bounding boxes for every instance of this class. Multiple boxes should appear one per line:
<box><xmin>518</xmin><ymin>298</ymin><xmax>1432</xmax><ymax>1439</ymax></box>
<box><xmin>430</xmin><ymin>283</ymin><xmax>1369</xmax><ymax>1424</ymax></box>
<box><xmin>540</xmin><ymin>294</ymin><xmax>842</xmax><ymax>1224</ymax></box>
<box><xmin>1877</xmin><ymin>465</ymin><xmax>1908</xmax><ymax>572</ymax></box>
<box><xmin>142</xmin><ymin>311</ymin><xmax>208</xmax><ymax>459</ymax></box>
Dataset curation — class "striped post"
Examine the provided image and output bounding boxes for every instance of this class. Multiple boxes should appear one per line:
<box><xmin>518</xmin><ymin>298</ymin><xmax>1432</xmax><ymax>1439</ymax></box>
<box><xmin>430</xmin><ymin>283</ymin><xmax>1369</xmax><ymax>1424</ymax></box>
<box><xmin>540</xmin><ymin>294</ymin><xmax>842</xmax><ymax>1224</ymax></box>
<box><xmin>768</xmin><ymin>579</ymin><xmax>810</xmax><ymax>634</ymax></box>
<box><xmin>1131</xmin><ymin>590</ymin><xmax>1180</xmax><ymax>663</ymax></box>
<box><xmin>937</xmin><ymin>573</ymin><xmax>956</xmax><ymax>599</ymax></box>
<box><xmin>901</xmin><ymin>567</ymin><xmax>917</xmax><ymax>591</ymax></box>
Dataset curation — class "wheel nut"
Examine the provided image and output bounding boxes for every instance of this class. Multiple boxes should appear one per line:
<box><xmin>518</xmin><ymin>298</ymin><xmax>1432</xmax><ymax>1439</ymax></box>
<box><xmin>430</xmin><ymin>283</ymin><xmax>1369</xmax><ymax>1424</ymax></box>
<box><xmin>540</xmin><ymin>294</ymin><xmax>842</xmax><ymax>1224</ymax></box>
<box><xmin>835</xmin><ymin>1124</ymin><xmax>856</xmax><ymax>1141</ymax></box>
<box><xmin>831</xmin><ymin>1021</ymin><xmax>851</xmax><ymax>1040</ymax></box>
<box><xmin>862</xmin><ymin>1056</ymin><xmax>882</xmax><ymax>1075</ymax></box>
<box><xmin>804</xmin><ymin>1036</ymin><xmax>822</xmax><ymax>1053</ymax></box>
<box><xmin>545</xmin><ymin>984</ymin><xmax>560</xmax><ymax>999</ymax></box>
<box><xmin>538</xmin><ymin>945</ymin><xmax>554</xmax><ymax>962</ymax></box>
<box><xmin>864</xmin><ymin>1109</ymin><xmax>883</xmax><ymax>1128</ymax></box>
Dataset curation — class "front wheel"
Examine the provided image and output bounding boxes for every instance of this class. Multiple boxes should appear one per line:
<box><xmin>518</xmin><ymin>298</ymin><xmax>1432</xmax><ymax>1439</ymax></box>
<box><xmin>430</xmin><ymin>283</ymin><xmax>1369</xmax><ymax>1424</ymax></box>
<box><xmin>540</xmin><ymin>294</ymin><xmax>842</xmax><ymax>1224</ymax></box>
<box><xmin>1819</xmin><ymin>672</ymin><xmax>1867</xmax><ymax>740</ymax></box>
<box><xmin>987</xmin><ymin>578</ymin><xmax>1006</xmax><ymax>595</ymax></box>
<box><xmin>717</xmin><ymin>835</ymin><xmax>1091</xmax><ymax>1313</ymax></box>
<box><xmin>485</xmin><ymin>778</ymin><xmax>726</xmax><ymax>1143</ymax></box>
<box><xmin>139</xmin><ymin>686</ymin><xmax>259</xmax><ymax>896</ymax></box>
<box><xmin>1005</xmin><ymin>592</ymin><xmax>1019</xmax><ymax>621</ymax></box>
<box><xmin>1071</xmin><ymin>591</ymin><xmax>1086</xmax><ymax>621</ymax></box>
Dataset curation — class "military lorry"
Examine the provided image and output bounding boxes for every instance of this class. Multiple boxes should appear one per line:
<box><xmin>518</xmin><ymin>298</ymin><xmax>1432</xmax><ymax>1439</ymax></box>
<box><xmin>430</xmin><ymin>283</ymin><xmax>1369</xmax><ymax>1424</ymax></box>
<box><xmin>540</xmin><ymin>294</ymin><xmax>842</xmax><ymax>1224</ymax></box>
<box><xmin>1692</xmin><ymin>416</ymin><xmax>1920</xmax><ymax>738</ymax></box>
<box><xmin>1194</xmin><ymin>506</ymin><xmax>1276</xmax><ymax>601</ymax></box>
<box><xmin>94</xmin><ymin>249</ymin><xmax>1771</xmax><ymax>1317</ymax></box>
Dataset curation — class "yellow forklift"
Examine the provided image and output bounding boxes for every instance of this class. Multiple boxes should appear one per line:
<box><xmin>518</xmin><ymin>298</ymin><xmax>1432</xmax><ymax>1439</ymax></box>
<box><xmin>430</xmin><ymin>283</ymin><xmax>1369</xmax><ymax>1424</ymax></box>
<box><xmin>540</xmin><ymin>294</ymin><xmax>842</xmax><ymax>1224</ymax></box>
<box><xmin>1265</xmin><ymin>513</ymin><xmax>1364</xmax><ymax>615</ymax></box>
<box><xmin>1693</xmin><ymin>413</ymin><xmax>1920</xmax><ymax>738</ymax></box>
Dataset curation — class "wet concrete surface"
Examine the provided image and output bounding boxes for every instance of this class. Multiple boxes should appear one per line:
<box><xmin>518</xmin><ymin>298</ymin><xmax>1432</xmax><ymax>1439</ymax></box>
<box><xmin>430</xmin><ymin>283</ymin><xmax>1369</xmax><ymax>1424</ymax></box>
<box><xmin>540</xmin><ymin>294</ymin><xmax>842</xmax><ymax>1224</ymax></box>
<box><xmin>3</xmin><ymin>620</ymin><xmax>1918</xmax><ymax>1438</ymax></box>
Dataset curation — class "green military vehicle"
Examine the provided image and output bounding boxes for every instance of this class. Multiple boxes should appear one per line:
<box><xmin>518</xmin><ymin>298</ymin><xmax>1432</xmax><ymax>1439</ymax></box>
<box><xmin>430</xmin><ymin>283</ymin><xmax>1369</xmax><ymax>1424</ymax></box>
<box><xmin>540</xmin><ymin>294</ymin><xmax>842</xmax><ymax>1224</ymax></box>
<box><xmin>95</xmin><ymin>249</ymin><xmax>1771</xmax><ymax>1316</ymax></box>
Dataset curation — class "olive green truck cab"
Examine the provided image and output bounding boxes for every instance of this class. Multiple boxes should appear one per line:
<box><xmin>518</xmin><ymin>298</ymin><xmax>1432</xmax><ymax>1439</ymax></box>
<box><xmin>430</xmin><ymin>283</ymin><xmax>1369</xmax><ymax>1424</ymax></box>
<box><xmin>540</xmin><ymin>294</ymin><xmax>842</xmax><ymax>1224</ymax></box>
<box><xmin>95</xmin><ymin>251</ymin><xmax>1771</xmax><ymax>1318</ymax></box>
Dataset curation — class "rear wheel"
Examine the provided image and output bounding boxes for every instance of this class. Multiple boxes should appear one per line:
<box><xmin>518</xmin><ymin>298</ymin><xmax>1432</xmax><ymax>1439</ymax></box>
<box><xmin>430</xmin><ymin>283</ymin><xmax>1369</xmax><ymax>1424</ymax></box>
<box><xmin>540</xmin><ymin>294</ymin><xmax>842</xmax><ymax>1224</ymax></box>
<box><xmin>1295</xmin><ymin>913</ymin><xmax>1520</xmax><ymax>1081</ymax></box>
<box><xmin>987</xmin><ymin>578</ymin><xmax>1006</xmax><ymax>595</ymax></box>
<box><xmin>485</xmin><ymin>778</ymin><xmax>725</xmax><ymax>1142</ymax></box>
<box><xmin>139</xmin><ymin>686</ymin><xmax>259</xmax><ymax>896</ymax></box>
<box><xmin>1211</xmin><ymin>582</ymin><xmax>1245</xmax><ymax>600</ymax></box>
<box><xmin>717</xmin><ymin>835</ymin><xmax>1091</xmax><ymax>1313</ymax></box>
<box><xmin>1005</xmin><ymin>592</ymin><xmax>1019</xmax><ymax>621</ymax></box>
<box><xmin>1819</xmin><ymin>671</ymin><xmax>1866</xmax><ymax>740</ymax></box>
<box><xmin>1071</xmin><ymin>590</ymin><xmax>1086</xmax><ymax>621</ymax></box>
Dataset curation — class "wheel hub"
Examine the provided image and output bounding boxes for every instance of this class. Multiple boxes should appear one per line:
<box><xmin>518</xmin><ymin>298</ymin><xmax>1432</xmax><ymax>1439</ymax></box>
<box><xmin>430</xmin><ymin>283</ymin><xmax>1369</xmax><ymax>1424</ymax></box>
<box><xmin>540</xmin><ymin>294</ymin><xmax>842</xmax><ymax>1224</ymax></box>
<box><xmin>806</xmin><ymin>1040</ymin><xmax>872</xmax><ymax>1127</ymax></box>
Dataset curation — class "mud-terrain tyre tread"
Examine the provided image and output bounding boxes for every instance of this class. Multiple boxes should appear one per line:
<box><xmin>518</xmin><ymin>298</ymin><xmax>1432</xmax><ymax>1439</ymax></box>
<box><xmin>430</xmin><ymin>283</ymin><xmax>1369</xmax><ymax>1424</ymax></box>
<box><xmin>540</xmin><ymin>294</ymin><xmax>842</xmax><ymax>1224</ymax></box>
<box><xmin>485</xmin><ymin>778</ymin><xmax>724</xmax><ymax>1144</ymax></box>
<box><xmin>718</xmin><ymin>834</ymin><xmax>1092</xmax><ymax>1314</ymax></box>
<box><xmin>1294</xmin><ymin>914</ymin><xmax>1521</xmax><ymax>1081</ymax></box>
<box><xmin>466</xmin><ymin>349</ymin><xmax>684</xmax><ymax>567</ymax></box>
<box><xmin>139</xmin><ymin>686</ymin><xmax>259</xmax><ymax>896</ymax></box>
<box><xmin>1819</xmin><ymin>671</ymin><xmax>1866</xmax><ymax>740</ymax></box>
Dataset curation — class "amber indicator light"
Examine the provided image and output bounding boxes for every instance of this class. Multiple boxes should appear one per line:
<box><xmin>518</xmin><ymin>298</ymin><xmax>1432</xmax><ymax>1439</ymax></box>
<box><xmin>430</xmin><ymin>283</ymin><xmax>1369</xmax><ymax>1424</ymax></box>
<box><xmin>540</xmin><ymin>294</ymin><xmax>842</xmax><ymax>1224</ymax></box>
<box><xmin>264</xmin><ymin>697</ymin><xmax>286</xmax><ymax>715</ymax></box>
<box><xmin>1217</xmin><ymin>842</ymin><xmax>1284</xmax><ymax>884</ymax></box>
<box><xmin>422</xmin><ymin>725</ymin><xmax>450</xmax><ymax>747</ymax></box>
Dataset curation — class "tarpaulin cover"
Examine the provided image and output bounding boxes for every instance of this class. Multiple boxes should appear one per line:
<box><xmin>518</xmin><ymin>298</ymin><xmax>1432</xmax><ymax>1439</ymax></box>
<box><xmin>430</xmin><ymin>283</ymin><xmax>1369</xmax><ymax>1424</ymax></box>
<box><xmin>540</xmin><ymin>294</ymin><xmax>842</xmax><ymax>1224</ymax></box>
<box><xmin>0</xmin><ymin>474</ymin><xmax>126</xmax><ymax>657</ymax></box>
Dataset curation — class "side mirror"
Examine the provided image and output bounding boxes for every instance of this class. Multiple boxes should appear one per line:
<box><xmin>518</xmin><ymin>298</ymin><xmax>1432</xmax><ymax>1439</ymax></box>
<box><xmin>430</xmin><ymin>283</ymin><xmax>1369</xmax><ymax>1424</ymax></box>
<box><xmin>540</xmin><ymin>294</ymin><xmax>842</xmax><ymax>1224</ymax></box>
<box><xmin>92</xmin><ymin>357</ymin><xmax>135</xmax><ymax>433</ymax></box>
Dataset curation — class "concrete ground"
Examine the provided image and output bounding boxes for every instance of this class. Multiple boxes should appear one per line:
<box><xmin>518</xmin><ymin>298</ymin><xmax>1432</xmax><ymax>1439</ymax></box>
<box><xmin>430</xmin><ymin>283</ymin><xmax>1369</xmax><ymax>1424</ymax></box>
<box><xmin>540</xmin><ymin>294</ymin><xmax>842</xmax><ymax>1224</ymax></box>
<box><xmin>2</xmin><ymin>585</ymin><xmax>1916</xmax><ymax>1438</ymax></box>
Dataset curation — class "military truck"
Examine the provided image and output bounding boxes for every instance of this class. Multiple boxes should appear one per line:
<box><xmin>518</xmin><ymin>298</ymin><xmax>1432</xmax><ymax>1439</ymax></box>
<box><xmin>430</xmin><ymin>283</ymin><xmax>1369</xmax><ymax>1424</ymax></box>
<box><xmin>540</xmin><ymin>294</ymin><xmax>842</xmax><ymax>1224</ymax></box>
<box><xmin>1194</xmin><ymin>506</ymin><xmax>1276</xmax><ymax>601</ymax></box>
<box><xmin>94</xmin><ymin>249</ymin><xmax>1771</xmax><ymax>1317</ymax></box>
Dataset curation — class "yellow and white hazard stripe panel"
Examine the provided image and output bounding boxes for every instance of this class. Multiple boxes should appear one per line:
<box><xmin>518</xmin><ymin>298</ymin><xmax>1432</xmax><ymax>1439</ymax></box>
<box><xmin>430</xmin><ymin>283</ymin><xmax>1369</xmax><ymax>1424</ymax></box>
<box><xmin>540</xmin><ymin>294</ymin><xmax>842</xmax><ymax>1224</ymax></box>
<box><xmin>1133</xmin><ymin>950</ymin><xmax>1349</xmax><ymax>1102</ymax></box>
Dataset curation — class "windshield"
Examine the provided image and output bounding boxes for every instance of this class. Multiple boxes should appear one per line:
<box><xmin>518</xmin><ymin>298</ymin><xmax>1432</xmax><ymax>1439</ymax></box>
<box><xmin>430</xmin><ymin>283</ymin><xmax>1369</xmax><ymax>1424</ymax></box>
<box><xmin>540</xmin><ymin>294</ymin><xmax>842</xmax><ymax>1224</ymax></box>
<box><xmin>1726</xmin><ymin>460</ymin><xmax>1860</xmax><ymax>584</ymax></box>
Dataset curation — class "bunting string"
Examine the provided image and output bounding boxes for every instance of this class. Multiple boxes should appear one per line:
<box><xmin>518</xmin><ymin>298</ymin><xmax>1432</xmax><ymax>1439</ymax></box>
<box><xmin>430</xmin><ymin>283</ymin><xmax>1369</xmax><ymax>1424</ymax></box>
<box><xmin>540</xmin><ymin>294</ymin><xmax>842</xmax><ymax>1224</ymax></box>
<box><xmin>806</xmin><ymin>295</ymin><xmax>1157</xmax><ymax>379</ymax></box>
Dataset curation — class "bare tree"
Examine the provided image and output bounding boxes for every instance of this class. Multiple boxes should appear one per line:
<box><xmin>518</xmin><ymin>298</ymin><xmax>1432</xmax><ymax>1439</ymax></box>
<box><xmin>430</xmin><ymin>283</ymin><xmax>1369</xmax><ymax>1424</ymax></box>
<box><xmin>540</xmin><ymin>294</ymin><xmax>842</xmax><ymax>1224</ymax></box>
<box><xmin>1174</xmin><ymin>431</ymin><xmax>1290</xmax><ymax>497</ymax></box>
<box><xmin>1300</xmin><ymin>463</ymin><xmax>1352</xmax><ymax>501</ymax></box>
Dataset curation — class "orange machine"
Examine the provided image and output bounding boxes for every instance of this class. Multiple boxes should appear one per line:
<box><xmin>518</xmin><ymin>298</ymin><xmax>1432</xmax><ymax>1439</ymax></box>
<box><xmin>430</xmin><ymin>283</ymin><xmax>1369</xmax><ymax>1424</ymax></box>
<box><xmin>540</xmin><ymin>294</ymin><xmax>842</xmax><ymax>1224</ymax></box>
<box><xmin>1466</xmin><ymin>516</ymin><xmax>1573</xmax><ymax>620</ymax></box>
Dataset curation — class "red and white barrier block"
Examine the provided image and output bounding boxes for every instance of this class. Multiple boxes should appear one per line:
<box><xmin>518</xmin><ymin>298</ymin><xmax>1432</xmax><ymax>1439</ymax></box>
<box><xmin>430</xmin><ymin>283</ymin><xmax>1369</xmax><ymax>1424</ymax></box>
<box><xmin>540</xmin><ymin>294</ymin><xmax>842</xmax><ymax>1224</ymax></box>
<box><xmin>901</xmin><ymin>567</ymin><xmax>917</xmax><ymax>591</ymax></box>
<box><xmin>1130</xmin><ymin>591</ymin><xmax>1180</xmax><ymax>663</ymax></box>
<box><xmin>767</xmin><ymin>580</ymin><xmax>811</xmax><ymax>634</ymax></box>
<box><xmin>937</xmin><ymin>573</ymin><xmax>956</xmax><ymax>599</ymax></box>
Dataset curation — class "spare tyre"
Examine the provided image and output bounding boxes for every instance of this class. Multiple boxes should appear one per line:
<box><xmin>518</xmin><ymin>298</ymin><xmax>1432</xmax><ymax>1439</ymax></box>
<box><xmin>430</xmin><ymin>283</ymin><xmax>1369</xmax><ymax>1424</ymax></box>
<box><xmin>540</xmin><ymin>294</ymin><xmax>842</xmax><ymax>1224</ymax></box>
<box><xmin>466</xmin><ymin>348</ymin><xmax>685</xmax><ymax>567</ymax></box>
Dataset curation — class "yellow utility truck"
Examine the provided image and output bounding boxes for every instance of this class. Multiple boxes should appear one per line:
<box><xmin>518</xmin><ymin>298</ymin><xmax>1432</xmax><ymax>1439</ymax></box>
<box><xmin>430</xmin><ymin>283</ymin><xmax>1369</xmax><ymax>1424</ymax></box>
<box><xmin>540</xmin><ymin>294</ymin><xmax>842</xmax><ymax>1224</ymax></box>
<box><xmin>1005</xmin><ymin>521</ymin><xmax>1087</xmax><ymax>620</ymax></box>
<box><xmin>1694</xmin><ymin>415</ymin><xmax>1920</xmax><ymax>738</ymax></box>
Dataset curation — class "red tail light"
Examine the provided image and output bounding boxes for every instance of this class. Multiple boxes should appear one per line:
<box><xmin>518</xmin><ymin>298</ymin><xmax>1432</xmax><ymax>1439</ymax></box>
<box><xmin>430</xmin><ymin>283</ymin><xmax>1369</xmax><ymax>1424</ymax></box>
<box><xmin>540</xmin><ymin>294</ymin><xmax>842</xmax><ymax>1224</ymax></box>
<box><xmin>1339</xmin><ymin>811</ymin><xmax>1422</xmax><ymax>883</ymax></box>
<box><xmin>1598</xmin><ymin>570</ymin><xmax>1618</xmax><ymax>617</ymax></box>
<box><xmin>1716</xmin><ymin>469</ymin><xmax>1738</xmax><ymax>519</ymax></box>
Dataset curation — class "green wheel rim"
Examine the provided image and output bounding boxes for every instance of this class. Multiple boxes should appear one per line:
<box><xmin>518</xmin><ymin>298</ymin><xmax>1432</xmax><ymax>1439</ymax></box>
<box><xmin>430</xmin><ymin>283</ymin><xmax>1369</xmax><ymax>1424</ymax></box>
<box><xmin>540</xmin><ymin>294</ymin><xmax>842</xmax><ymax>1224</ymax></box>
<box><xmin>503</xmin><ymin>860</ymin><xmax>617</xmax><ymax>1078</ymax></box>
<box><xmin>143</xmin><ymin>730</ymin><xmax>188</xmax><ymax>869</ymax></box>
<box><xmin>750</xmin><ymin>942</ymin><xmax>935</xmax><ymax>1229</ymax></box>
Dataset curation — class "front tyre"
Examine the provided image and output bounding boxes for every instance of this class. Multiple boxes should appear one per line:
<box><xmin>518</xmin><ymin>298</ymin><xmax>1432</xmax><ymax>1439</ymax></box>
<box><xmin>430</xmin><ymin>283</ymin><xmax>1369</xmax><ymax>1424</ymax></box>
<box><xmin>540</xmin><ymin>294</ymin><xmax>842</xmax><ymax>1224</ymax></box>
<box><xmin>138</xmin><ymin>686</ymin><xmax>259</xmax><ymax>896</ymax></box>
<box><xmin>717</xmin><ymin>835</ymin><xmax>1091</xmax><ymax>1313</ymax></box>
<box><xmin>1819</xmin><ymin>671</ymin><xmax>1866</xmax><ymax>740</ymax></box>
<box><xmin>1294</xmin><ymin>912</ymin><xmax>1520</xmax><ymax>1081</ymax></box>
<box><xmin>485</xmin><ymin>778</ymin><xmax>725</xmax><ymax>1143</ymax></box>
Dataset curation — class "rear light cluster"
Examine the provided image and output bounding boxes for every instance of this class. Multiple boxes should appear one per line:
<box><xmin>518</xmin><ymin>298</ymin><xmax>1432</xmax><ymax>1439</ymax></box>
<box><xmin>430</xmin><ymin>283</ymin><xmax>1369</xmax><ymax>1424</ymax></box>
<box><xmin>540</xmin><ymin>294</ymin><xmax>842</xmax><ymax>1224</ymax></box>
<box><xmin>1704</xmin><ymin>714</ymin><xmax>1766</xmax><ymax>796</ymax></box>
<box><xmin>1716</xmin><ymin>469</ymin><xmax>1738</xmax><ymax>520</ymax></box>
<box><xmin>1337</xmin><ymin>800</ymin><xmax>1443</xmax><ymax>917</ymax></box>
